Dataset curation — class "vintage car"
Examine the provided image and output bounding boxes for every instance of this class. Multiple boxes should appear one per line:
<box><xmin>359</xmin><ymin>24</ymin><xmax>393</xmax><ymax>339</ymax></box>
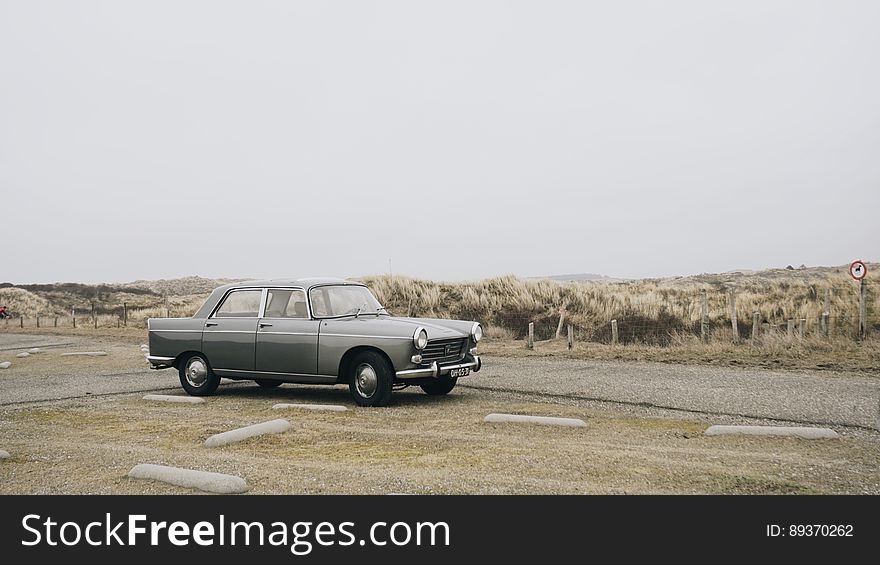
<box><xmin>146</xmin><ymin>278</ymin><xmax>482</xmax><ymax>406</ymax></box>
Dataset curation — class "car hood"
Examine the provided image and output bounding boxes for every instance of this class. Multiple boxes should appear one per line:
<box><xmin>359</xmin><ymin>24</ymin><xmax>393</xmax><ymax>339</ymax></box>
<box><xmin>376</xmin><ymin>317</ymin><xmax>470</xmax><ymax>340</ymax></box>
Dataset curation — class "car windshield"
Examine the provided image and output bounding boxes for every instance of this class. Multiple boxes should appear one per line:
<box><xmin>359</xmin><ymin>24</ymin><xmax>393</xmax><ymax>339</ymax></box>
<box><xmin>309</xmin><ymin>285</ymin><xmax>386</xmax><ymax>318</ymax></box>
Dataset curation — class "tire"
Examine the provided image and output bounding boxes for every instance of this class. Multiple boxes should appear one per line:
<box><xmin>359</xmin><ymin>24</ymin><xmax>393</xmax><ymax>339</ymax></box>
<box><xmin>255</xmin><ymin>379</ymin><xmax>282</xmax><ymax>389</ymax></box>
<box><xmin>348</xmin><ymin>351</ymin><xmax>394</xmax><ymax>407</ymax></box>
<box><xmin>420</xmin><ymin>376</ymin><xmax>457</xmax><ymax>396</ymax></box>
<box><xmin>178</xmin><ymin>353</ymin><xmax>220</xmax><ymax>396</ymax></box>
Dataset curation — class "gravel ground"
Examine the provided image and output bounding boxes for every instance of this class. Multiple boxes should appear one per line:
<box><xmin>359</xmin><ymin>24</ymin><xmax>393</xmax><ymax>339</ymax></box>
<box><xmin>0</xmin><ymin>334</ymin><xmax>78</xmax><ymax>352</ymax></box>
<box><xmin>1</xmin><ymin>332</ymin><xmax>879</xmax><ymax>494</ymax></box>
<box><xmin>467</xmin><ymin>357</ymin><xmax>880</xmax><ymax>429</ymax></box>
<box><xmin>2</xmin><ymin>386</ymin><xmax>879</xmax><ymax>495</ymax></box>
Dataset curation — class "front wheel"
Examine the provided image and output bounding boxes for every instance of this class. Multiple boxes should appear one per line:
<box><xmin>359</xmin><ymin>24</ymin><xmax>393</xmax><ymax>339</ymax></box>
<box><xmin>420</xmin><ymin>376</ymin><xmax>457</xmax><ymax>396</ymax></box>
<box><xmin>178</xmin><ymin>353</ymin><xmax>220</xmax><ymax>396</ymax></box>
<box><xmin>255</xmin><ymin>379</ymin><xmax>282</xmax><ymax>389</ymax></box>
<box><xmin>348</xmin><ymin>351</ymin><xmax>394</xmax><ymax>407</ymax></box>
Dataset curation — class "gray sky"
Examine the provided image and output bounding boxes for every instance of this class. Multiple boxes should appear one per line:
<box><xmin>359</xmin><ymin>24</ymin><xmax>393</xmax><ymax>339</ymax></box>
<box><xmin>2</xmin><ymin>1</ymin><xmax>878</xmax><ymax>284</ymax></box>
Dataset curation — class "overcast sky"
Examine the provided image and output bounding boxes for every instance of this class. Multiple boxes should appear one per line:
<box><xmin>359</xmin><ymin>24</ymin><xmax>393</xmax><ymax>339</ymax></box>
<box><xmin>1</xmin><ymin>1</ymin><xmax>878</xmax><ymax>284</ymax></box>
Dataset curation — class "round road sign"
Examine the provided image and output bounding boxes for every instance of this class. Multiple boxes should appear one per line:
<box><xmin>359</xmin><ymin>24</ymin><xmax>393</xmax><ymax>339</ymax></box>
<box><xmin>850</xmin><ymin>260</ymin><xmax>867</xmax><ymax>281</ymax></box>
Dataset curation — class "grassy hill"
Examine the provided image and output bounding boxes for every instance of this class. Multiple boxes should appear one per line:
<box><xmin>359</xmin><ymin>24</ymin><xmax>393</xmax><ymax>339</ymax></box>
<box><xmin>1</xmin><ymin>264</ymin><xmax>875</xmax><ymax>343</ymax></box>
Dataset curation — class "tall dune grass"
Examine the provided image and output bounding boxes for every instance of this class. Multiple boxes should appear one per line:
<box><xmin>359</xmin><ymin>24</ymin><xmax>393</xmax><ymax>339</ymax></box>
<box><xmin>362</xmin><ymin>268</ymin><xmax>876</xmax><ymax>343</ymax></box>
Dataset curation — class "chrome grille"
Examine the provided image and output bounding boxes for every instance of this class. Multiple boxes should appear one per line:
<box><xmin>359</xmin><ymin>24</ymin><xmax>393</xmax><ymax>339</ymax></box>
<box><xmin>420</xmin><ymin>338</ymin><xmax>467</xmax><ymax>364</ymax></box>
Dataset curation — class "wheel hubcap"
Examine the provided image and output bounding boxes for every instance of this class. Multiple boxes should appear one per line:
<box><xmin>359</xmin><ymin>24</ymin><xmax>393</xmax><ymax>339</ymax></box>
<box><xmin>185</xmin><ymin>357</ymin><xmax>208</xmax><ymax>387</ymax></box>
<box><xmin>355</xmin><ymin>363</ymin><xmax>378</xmax><ymax>398</ymax></box>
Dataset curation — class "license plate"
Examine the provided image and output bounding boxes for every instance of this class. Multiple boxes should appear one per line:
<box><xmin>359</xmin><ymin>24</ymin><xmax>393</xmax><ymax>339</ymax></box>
<box><xmin>449</xmin><ymin>367</ymin><xmax>470</xmax><ymax>378</ymax></box>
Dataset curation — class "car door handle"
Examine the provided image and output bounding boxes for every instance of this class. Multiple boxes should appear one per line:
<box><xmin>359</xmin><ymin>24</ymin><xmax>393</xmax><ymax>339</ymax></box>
<box><xmin>205</xmin><ymin>322</ymin><xmax>218</xmax><ymax>327</ymax></box>
<box><xmin>259</xmin><ymin>322</ymin><xmax>273</xmax><ymax>328</ymax></box>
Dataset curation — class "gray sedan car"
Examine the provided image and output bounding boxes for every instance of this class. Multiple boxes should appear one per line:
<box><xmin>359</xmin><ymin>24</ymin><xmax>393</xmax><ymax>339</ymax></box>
<box><xmin>146</xmin><ymin>278</ymin><xmax>482</xmax><ymax>406</ymax></box>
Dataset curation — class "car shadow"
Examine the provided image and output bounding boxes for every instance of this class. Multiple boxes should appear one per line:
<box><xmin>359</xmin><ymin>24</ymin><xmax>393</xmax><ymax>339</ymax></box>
<box><xmin>210</xmin><ymin>380</ymin><xmax>465</xmax><ymax>408</ymax></box>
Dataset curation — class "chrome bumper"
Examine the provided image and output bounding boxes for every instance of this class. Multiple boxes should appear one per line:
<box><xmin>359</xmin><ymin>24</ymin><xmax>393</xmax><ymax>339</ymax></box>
<box><xmin>395</xmin><ymin>355</ymin><xmax>481</xmax><ymax>380</ymax></box>
<box><xmin>147</xmin><ymin>355</ymin><xmax>175</xmax><ymax>369</ymax></box>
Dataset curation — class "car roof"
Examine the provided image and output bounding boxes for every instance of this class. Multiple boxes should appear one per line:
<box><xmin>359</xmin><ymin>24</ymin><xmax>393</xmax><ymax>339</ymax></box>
<box><xmin>218</xmin><ymin>277</ymin><xmax>361</xmax><ymax>291</ymax></box>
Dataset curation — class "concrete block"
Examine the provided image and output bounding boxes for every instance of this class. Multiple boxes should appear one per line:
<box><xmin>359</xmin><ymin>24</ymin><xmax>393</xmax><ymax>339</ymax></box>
<box><xmin>143</xmin><ymin>394</ymin><xmax>206</xmax><ymax>404</ymax></box>
<box><xmin>205</xmin><ymin>419</ymin><xmax>291</xmax><ymax>448</ymax></box>
<box><xmin>483</xmin><ymin>413</ymin><xmax>586</xmax><ymax>427</ymax></box>
<box><xmin>272</xmin><ymin>403</ymin><xmax>348</xmax><ymax>412</ymax></box>
<box><xmin>128</xmin><ymin>463</ymin><xmax>248</xmax><ymax>494</ymax></box>
<box><xmin>704</xmin><ymin>425</ymin><xmax>839</xmax><ymax>439</ymax></box>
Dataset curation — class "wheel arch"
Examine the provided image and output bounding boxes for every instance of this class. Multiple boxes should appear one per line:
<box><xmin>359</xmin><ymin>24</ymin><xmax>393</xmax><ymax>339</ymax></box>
<box><xmin>337</xmin><ymin>346</ymin><xmax>395</xmax><ymax>384</ymax></box>
<box><xmin>172</xmin><ymin>350</ymin><xmax>209</xmax><ymax>370</ymax></box>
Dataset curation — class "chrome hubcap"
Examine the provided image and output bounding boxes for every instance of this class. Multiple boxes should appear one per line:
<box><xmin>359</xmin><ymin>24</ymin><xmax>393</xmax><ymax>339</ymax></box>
<box><xmin>355</xmin><ymin>363</ymin><xmax>378</xmax><ymax>398</ymax></box>
<box><xmin>185</xmin><ymin>357</ymin><xmax>208</xmax><ymax>387</ymax></box>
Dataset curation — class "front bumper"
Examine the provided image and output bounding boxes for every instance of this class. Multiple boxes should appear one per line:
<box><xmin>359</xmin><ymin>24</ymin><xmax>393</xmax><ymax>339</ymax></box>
<box><xmin>147</xmin><ymin>355</ymin><xmax>175</xmax><ymax>369</ymax></box>
<box><xmin>395</xmin><ymin>354</ymin><xmax>481</xmax><ymax>380</ymax></box>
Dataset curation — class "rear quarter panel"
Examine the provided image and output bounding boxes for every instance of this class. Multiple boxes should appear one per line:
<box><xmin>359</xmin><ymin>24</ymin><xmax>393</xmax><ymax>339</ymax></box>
<box><xmin>148</xmin><ymin>318</ymin><xmax>204</xmax><ymax>362</ymax></box>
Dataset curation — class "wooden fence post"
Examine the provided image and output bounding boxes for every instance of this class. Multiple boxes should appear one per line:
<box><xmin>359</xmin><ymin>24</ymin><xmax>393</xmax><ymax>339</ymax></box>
<box><xmin>54</xmin><ymin>317</ymin><xmax>58</xmax><ymax>327</ymax></box>
<box><xmin>20</xmin><ymin>317</ymin><xmax>24</xmax><ymax>328</ymax></box>
<box><xmin>611</xmin><ymin>319</ymin><xmax>619</xmax><ymax>346</ymax></box>
<box><xmin>567</xmin><ymin>324</ymin><xmax>573</xmax><ymax>350</ymax></box>
<box><xmin>798</xmin><ymin>318</ymin><xmax>805</xmax><ymax>339</ymax></box>
<box><xmin>527</xmin><ymin>322</ymin><xmax>534</xmax><ymax>350</ymax></box>
<box><xmin>787</xmin><ymin>319</ymin><xmax>794</xmax><ymax>337</ymax></box>
<box><xmin>123</xmin><ymin>302</ymin><xmax>128</xmax><ymax>326</ymax></box>
<box><xmin>824</xmin><ymin>288</ymin><xmax>832</xmax><ymax>338</ymax></box>
<box><xmin>36</xmin><ymin>315</ymin><xmax>40</xmax><ymax>328</ymax></box>
<box><xmin>858</xmin><ymin>279</ymin><xmax>867</xmax><ymax>341</ymax></box>
<box><xmin>555</xmin><ymin>308</ymin><xmax>566</xmax><ymax>339</ymax></box>
<box><xmin>729</xmin><ymin>291</ymin><xmax>738</xmax><ymax>342</ymax></box>
<box><xmin>751</xmin><ymin>312</ymin><xmax>760</xmax><ymax>342</ymax></box>
<box><xmin>73</xmin><ymin>317</ymin><xmax>76</xmax><ymax>328</ymax></box>
<box><xmin>701</xmin><ymin>290</ymin><xmax>709</xmax><ymax>343</ymax></box>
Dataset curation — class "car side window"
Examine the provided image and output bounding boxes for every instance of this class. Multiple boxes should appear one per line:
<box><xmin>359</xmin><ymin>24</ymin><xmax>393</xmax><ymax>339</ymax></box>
<box><xmin>310</xmin><ymin>288</ymin><xmax>329</xmax><ymax>317</ymax></box>
<box><xmin>265</xmin><ymin>289</ymin><xmax>308</xmax><ymax>319</ymax></box>
<box><xmin>214</xmin><ymin>290</ymin><xmax>262</xmax><ymax>318</ymax></box>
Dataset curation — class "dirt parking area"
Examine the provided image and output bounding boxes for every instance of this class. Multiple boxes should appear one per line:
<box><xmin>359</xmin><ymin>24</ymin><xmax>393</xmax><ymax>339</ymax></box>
<box><xmin>1</xmin><ymin>330</ymin><xmax>878</xmax><ymax>494</ymax></box>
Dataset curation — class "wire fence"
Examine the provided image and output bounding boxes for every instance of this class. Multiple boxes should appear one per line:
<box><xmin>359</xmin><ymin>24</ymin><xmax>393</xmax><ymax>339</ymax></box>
<box><xmin>1</xmin><ymin>286</ymin><xmax>875</xmax><ymax>346</ymax></box>
<box><xmin>2</xmin><ymin>311</ymin><xmax>873</xmax><ymax>345</ymax></box>
<box><xmin>489</xmin><ymin>313</ymin><xmax>874</xmax><ymax>346</ymax></box>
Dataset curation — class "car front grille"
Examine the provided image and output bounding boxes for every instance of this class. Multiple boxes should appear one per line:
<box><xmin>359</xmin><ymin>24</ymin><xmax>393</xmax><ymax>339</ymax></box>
<box><xmin>420</xmin><ymin>338</ymin><xmax>467</xmax><ymax>364</ymax></box>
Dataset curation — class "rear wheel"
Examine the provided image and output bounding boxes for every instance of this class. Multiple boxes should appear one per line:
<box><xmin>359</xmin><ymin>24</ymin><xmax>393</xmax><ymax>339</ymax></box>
<box><xmin>420</xmin><ymin>376</ymin><xmax>457</xmax><ymax>396</ymax></box>
<box><xmin>178</xmin><ymin>353</ymin><xmax>220</xmax><ymax>396</ymax></box>
<box><xmin>255</xmin><ymin>379</ymin><xmax>282</xmax><ymax>389</ymax></box>
<box><xmin>348</xmin><ymin>351</ymin><xmax>394</xmax><ymax>407</ymax></box>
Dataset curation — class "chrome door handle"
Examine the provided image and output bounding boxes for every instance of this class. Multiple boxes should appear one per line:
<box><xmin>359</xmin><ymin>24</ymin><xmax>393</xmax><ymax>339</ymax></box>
<box><xmin>259</xmin><ymin>322</ymin><xmax>273</xmax><ymax>328</ymax></box>
<box><xmin>205</xmin><ymin>322</ymin><xmax>218</xmax><ymax>327</ymax></box>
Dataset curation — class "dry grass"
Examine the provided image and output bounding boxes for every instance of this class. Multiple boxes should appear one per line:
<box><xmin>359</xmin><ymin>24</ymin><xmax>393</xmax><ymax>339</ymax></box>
<box><xmin>363</xmin><ymin>264</ymin><xmax>878</xmax><ymax>344</ymax></box>
<box><xmin>3</xmin><ymin>263</ymin><xmax>876</xmax><ymax>347</ymax></box>
<box><xmin>479</xmin><ymin>333</ymin><xmax>880</xmax><ymax>373</ymax></box>
<box><xmin>2</xmin><ymin>389</ymin><xmax>878</xmax><ymax>494</ymax></box>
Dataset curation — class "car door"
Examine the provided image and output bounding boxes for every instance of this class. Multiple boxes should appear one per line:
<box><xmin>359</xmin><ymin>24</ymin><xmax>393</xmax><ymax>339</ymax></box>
<box><xmin>255</xmin><ymin>288</ymin><xmax>320</xmax><ymax>375</ymax></box>
<box><xmin>202</xmin><ymin>288</ymin><xmax>264</xmax><ymax>371</ymax></box>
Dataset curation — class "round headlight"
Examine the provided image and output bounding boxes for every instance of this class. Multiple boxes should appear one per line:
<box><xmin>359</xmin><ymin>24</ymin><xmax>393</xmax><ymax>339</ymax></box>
<box><xmin>413</xmin><ymin>328</ymin><xmax>428</xmax><ymax>350</ymax></box>
<box><xmin>472</xmin><ymin>323</ymin><xmax>483</xmax><ymax>342</ymax></box>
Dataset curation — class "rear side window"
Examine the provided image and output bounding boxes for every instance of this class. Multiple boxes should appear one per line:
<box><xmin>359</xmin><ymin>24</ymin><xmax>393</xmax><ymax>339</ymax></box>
<box><xmin>264</xmin><ymin>289</ymin><xmax>309</xmax><ymax>319</ymax></box>
<box><xmin>214</xmin><ymin>290</ymin><xmax>262</xmax><ymax>318</ymax></box>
